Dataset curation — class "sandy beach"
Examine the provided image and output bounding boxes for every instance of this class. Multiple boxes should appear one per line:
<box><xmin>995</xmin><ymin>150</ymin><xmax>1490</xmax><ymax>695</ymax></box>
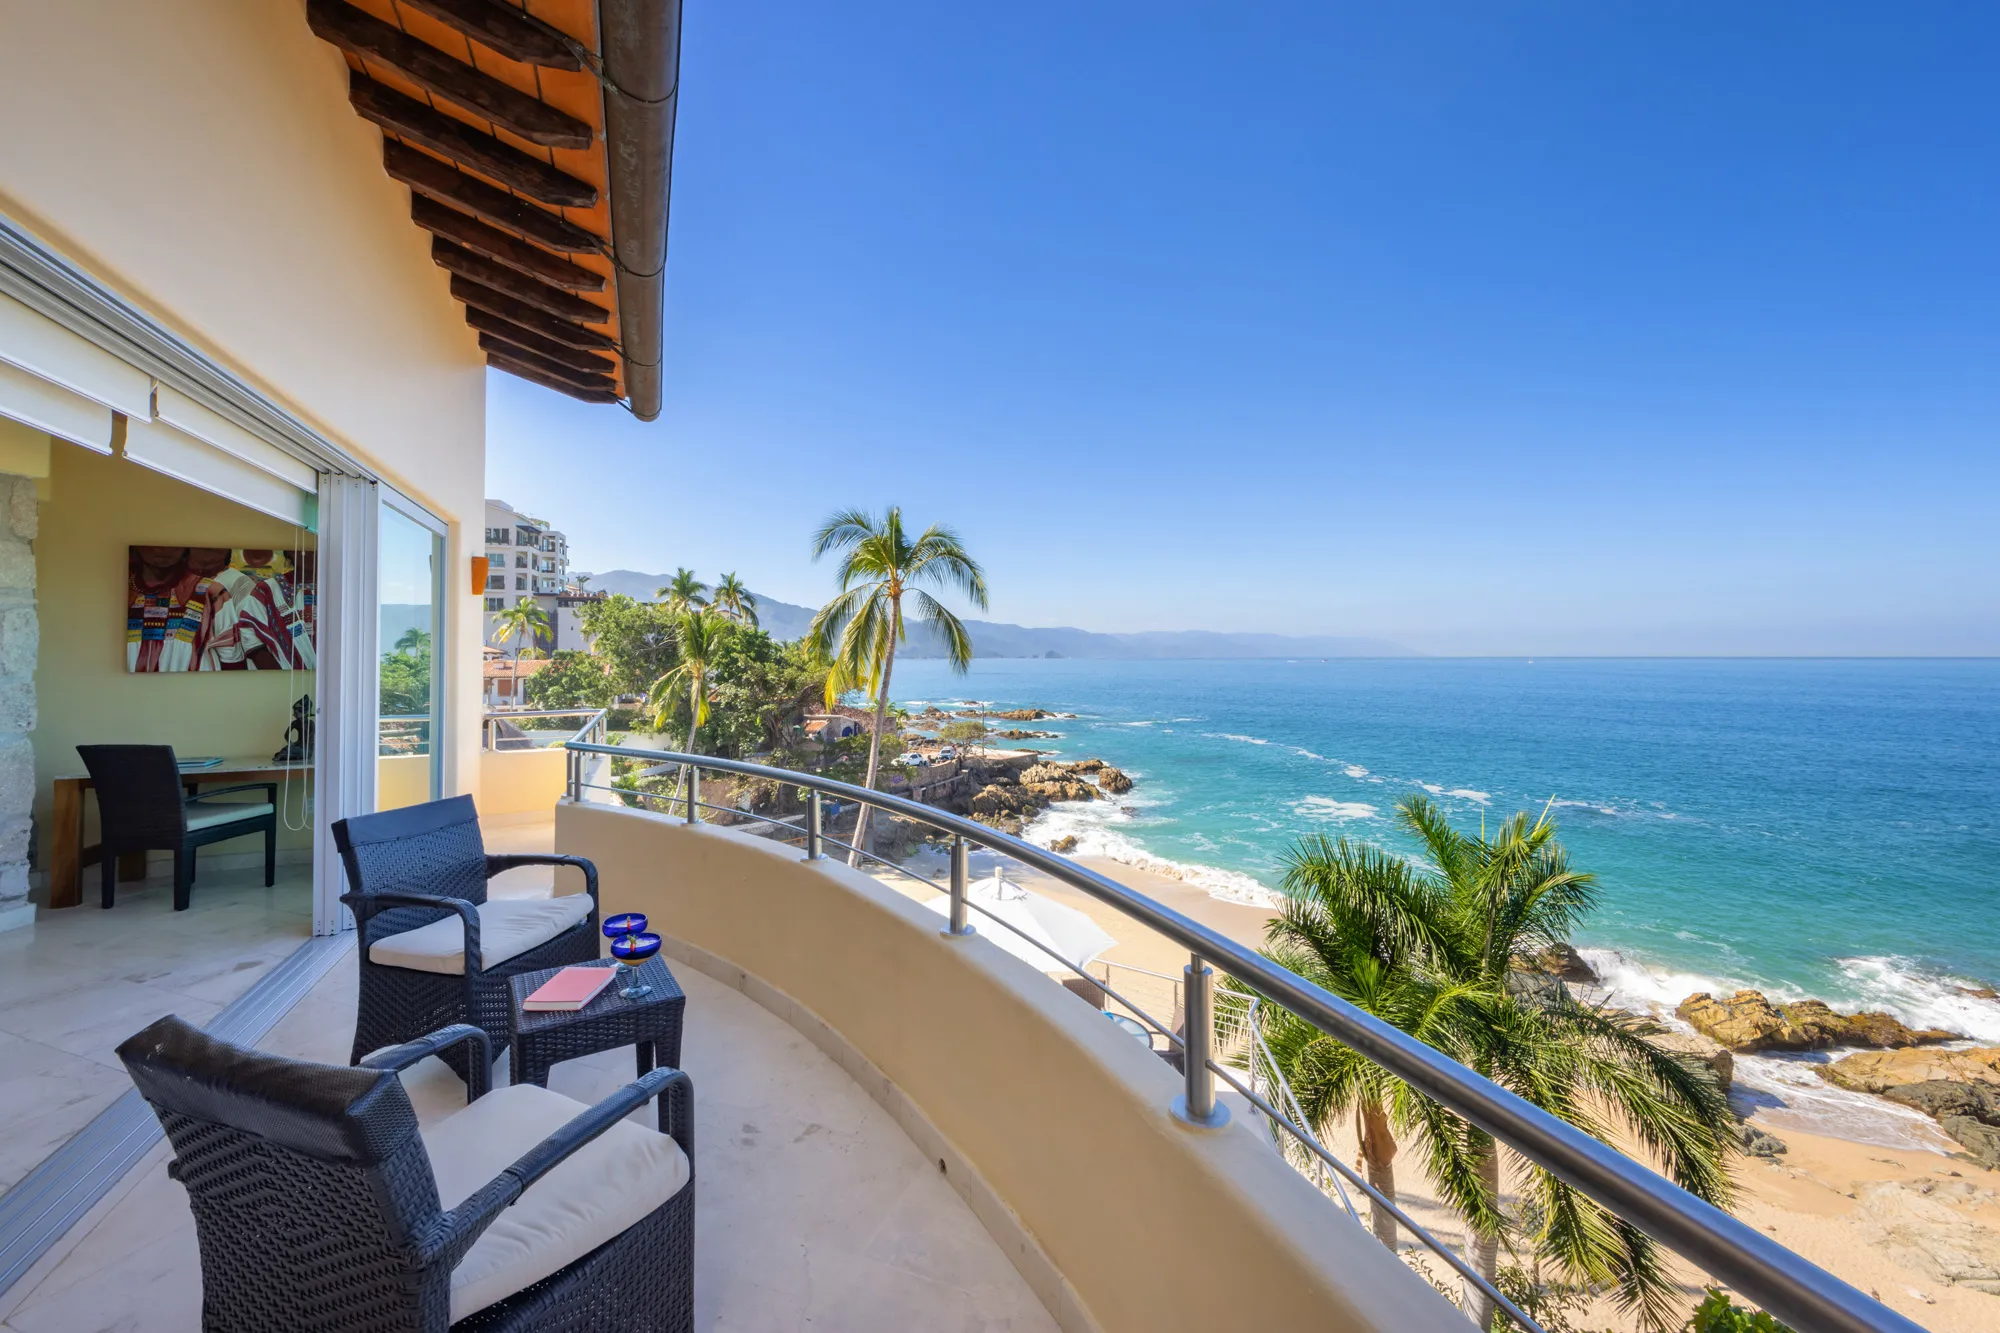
<box><xmin>881</xmin><ymin>850</ymin><xmax>2000</xmax><ymax>1330</ymax></box>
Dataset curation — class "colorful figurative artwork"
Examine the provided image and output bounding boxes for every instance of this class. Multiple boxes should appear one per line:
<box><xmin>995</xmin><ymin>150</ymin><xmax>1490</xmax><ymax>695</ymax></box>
<box><xmin>126</xmin><ymin>547</ymin><xmax>317</xmax><ymax>673</ymax></box>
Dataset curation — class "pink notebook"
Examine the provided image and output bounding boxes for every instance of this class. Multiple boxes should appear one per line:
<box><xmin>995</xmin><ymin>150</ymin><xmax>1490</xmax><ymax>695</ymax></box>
<box><xmin>523</xmin><ymin>966</ymin><xmax>618</xmax><ymax>1012</ymax></box>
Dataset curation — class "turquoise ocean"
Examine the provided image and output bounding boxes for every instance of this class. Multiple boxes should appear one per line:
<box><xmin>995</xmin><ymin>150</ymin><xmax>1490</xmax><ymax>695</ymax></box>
<box><xmin>891</xmin><ymin>657</ymin><xmax>2000</xmax><ymax>1144</ymax></box>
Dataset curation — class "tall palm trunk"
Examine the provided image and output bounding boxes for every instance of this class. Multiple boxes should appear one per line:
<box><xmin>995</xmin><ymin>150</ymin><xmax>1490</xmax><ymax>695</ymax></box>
<box><xmin>1357</xmin><ymin>1098</ymin><xmax>1400</xmax><ymax>1249</ymax></box>
<box><xmin>1464</xmin><ymin>1141</ymin><xmax>1502</xmax><ymax>1329</ymax></box>
<box><xmin>846</xmin><ymin>637</ymin><xmax>897</xmax><ymax>868</ymax></box>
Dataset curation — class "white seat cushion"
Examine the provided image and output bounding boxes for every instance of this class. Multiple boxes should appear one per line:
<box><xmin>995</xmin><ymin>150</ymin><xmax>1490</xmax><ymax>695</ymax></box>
<box><xmin>368</xmin><ymin>895</ymin><xmax>592</xmax><ymax>975</ymax></box>
<box><xmin>423</xmin><ymin>1083</ymin><xmax>690</xmax><ymax>1323</ymax></box>
<box><xmin>184</xmin><ymin>801</ymin><xmax>274</xmax><ymax>831</ymax></box>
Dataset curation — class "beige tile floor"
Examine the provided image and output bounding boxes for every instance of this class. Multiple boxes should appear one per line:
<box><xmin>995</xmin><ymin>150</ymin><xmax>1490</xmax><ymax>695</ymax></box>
<box><xmin>0</xmin><ymin>822</ymin><xmax>1059</xmax><ymax>1333</ymax></box>
<box><xmin>0</xmin><ymin>859</ymin><xmax>313</xmax><ymax>1194</ymax></box>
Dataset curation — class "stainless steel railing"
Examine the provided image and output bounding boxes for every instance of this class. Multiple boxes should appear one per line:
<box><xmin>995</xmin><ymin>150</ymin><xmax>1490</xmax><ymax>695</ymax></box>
<box><xmin>564</xmin><ymin>741</ymin><xmax>1927</xmax><ymax>1333</ymax></box>
<box><xmin>483</xmin><ymin>707</ymin><xmax>608</xmax><ymax>752</ymax></box>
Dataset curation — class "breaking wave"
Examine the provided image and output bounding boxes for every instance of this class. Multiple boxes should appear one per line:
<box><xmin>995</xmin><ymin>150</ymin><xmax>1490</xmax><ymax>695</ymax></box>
<box><xmin>1293</xmin><ymin>796</ymin><xmax>1380</xmax><ymax>822</ymax></box>
<box><xmin>1022</xmin><ymin>798</ymin><xmax>1280</xmax><ymax>908</ymax></box>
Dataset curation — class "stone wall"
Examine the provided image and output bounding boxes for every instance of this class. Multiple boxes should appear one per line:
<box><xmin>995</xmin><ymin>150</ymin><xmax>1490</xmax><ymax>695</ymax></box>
<box><xmin>0</xmin><ymin>472</ymin><xmax>35</xmax><ymax>931</ymax></box>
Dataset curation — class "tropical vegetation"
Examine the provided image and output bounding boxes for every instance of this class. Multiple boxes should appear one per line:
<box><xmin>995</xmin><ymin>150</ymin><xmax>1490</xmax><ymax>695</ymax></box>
<box><xmin>1232</xmin><ymin>799</ymin><xmax>1736</xmax><ymax>1332</ymax></box>
<box><xmin>807</xmin><ymin>507</ymin><xmax>988</xmax><ymax>866</ymax></box>
<box><xmin>378</xmin><ymin>626</ymin><xmax>432</xmax><ymax>717</ymax></box>
<box><xmin>490</xmin><ymin>598</ymin><xmax>548</xmax><ymax>697</ymax></box>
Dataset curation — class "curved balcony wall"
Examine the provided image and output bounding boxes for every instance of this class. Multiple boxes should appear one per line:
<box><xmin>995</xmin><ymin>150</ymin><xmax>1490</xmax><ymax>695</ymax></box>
<box><xmin>557</xmin><ymin>798</ymin><xmax>1468</xmax><ymax>1333</ymax></box>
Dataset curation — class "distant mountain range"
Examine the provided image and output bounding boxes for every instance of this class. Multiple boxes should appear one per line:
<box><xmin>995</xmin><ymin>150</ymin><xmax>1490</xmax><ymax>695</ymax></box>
<box><xmin>576</xmin><ymin>569</ymin><xmax>1413</xmax><ymax>659</ymax></box>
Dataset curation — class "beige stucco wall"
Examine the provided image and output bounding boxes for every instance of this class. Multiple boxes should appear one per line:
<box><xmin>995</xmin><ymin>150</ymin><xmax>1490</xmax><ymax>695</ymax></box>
<box><xmin>557</xmin><ymin>800</ymin><xmax>1470</xmax><ymax>1333</ymax></box>
<box><xmin>32</xmin><ymin>442</ymin><xmax>318</xmax><ymax>861</ymax></box>
<box><xmin>0</xmin><ymin>0</ymin><xmax>485</xmax><ymax>810</ymax></box>
<box><xmin>479</xmin><ymin>747</ymin><xmax>568</xmax><ymax>818</ymax></box>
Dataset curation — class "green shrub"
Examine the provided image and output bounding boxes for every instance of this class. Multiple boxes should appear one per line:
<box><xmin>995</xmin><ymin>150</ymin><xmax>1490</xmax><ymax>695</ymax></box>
<box><xmin>1687</xmin><ymin>1290</ymin><xmax>1793</xmax><ymax>1333</ymax></box>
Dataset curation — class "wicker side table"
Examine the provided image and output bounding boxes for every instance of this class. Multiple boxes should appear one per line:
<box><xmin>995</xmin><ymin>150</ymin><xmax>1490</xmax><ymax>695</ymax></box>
<box><xmin>508</xmin><ymin>957</ymin><xmax>686</xmax><ymax>1130</ymax></box>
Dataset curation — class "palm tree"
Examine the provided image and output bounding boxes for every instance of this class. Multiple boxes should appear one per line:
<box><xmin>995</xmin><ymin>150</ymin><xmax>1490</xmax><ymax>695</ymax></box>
<box><xmin>647</xmin><ymin>608</ymin><xmax>728</xmax><ymax>757</ymax></box>
<box><xmin>491</xmin><ymin>598</ymin><xmax>548</xmax><ymax>705</ymax></box>
<box><xmin>807</xmin><ymin>507</ymin><xmax>987</xmax><ymax>866</ymax></box>
<box><xmin>657</xmin><ymin>568</ymin><xmax>708</xmax><ymax>613</ymax></box>
<box><xmin>1239</xmin><ymin>800</ymin><xmax>1736</xmax><ymax>1331</ymax></box>
<box><xmin>711</xmin><ymin>572</ymin><xmax>759</xmax><ymax>627</ymax></box>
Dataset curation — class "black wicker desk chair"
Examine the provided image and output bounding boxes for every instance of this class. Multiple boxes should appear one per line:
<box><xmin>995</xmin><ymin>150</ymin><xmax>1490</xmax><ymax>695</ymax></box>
<box><xmin>117</xmin><ymin>1015</ymin><xmax>694</xmax><ymax>1333</ymax></box>
<box><xmin>76</xmin><ymin>744</ymin><xmax>276</xmax><ymax>911</ymax></box>
<box><xmin>333</xmin><ymin>795</ymin><xmax>600</xmax><ymax>1087</ymax></box>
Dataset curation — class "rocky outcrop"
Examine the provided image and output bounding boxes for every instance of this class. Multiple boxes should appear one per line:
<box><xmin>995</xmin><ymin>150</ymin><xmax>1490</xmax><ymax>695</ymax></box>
<box><xmin>1094</xmin><ymin>766</ymin><xmax>1133</xmax><ymax>794</ymax></box>
<box><xmin>970</xmin><ymin>783</ymin><xmax>1040</xmax><ymax>820</ymax></box>
<box><xmin>1024</xmin><ymin>780</ymin><xmax>1096</xmax><ymax>803</ymax></box>
<box><xmin>1883</xmin><ymin>1080</ymin><xmax>2000</xmax><ymax>1122</ymax></box>
<box><xmin>1050</xmin><ymin>835</ymin><xmax>1078</xmax><ymax>854</ymax></box>
<box><xmin>1521</xmin><ymin>943</ymin><xmax>1597</xmax><ymax>985</ymax></box>
<box><xmin>1066</xmin><ymin>757</ymin><xmax>1103</xmax><ymax>772</ymax></box>
<box><xmin>1944</xmin><ymin>1119</ymin><xmax>2000</xmax><ymax>1171</ymax></box>
<box><xmin>1653</xmin><ymin>1031</ymin><xmax>1734</xmax><ymax>1088</ymax></box>
<box><xmin>1019</xmin><ymin>764</ymin><xmax>1067</xmax><ymax>785</ymax></box>
<box><xmin>1676</xmin><ymin>990</ymin><xmax>1963</xmax><ymax>1053</ymax></box>
<box><xmin>993</xmin><ymin>708</ymin><xmax>1053</xmax><ymax>721</ymax></box>
<box><xmin>1818</xmin><ymin>1047</ymin><xmax>2000</xmax><ymax>1094</ymax></box>
<box><xmin>997</xmin><ymin>729</ymin><xmax>1058</xmax><ymax>740</ymax></box>
<box><xmin>1736</xmin><ymin>1122</ymin><xmax>1787</xmax><ymax>1158</ymax></box>
<box><xmin>1857</xmin><ymin>1178</ymin><xmax>2000</xmax><ymax>1294</ymax></box>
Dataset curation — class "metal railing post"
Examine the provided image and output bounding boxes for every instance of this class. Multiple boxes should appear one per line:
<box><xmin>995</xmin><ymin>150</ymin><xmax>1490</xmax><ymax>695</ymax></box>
<box><xmin>806</xmin><ymin>790</ymin><xmax>823</xmax><ymax>860</ymax></box>
<box><xmin>1173</xmin><ymin>953</ymin><xmax>1229</xmax><ymax>1129</ymax></box>
<box><xmin>942</xmin><ymin>835</ymin><xmax>973</xmax><ymax>937</ymax></box>
<box><xmin>567</xmin><ymin>747</ymin><xmax>579</xmax><ymax>801</ymax></box>
<box><xmin>685</xmin><ymin>765</ymin><xmax>699</xmax><ymax>824</ymax></box>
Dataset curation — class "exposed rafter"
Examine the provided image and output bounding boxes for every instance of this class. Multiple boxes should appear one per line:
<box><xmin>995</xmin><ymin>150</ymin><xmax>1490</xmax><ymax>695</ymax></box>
<box><xmin>351</xmin><ymin>74</ymin><xmax>595</xmax><ymax>210</ymax></box>
<box><xmin>478</xmin><ymin>335</ymin><xmax>619</xmax><ymax>392</ymax></box>
<box><xmin>451</xmin><ymin>276</ymin><xmax>618</xmax><ymax>351</ymax></box>
<box><xmin>410</xmin><ymin>197</ymin><xmax>606</xmax><ymax>293</ymax></box>
<box><xmin>396</xmin><ymin>0</ymin><xmax>583</xmax><ymax>70</ymax></box>
<box><xmin>431</xmin><ymin>240</ymin><xmax>611</xmax><ymax>325</ymax></box>
<box><xmin>487</xmin><ymin>352</ymin><xmax>621</xmax><ymax>403</ymax></box>
<box><xmin>385</xmin><ymin>141</ymin><xmax>603</xmax><ymax>255</ymax></box>
<box><xmin>464</xmin><ymin>308</ymin><xmax>619</xmax><ymax>375</ymax></box>
<box><xmin>307</xmin><ymin>0</ymin><xmax>591</xmax><ymax>149</ymax></box>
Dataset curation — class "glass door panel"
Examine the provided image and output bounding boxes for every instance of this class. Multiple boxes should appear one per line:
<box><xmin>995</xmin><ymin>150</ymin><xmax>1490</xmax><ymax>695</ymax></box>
<box><xmin>377</xmin><ymin>504</ymin><xmax>443</xmax><ymax>809</ymax></box>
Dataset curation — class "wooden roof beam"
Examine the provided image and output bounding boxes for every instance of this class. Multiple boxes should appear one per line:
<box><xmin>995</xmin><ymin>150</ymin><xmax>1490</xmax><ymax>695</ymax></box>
<box><xmin>386</xmin><ymin>141</ymin><xmax>603</xmax><ymax>255</ymax></box>
<box><xmin>451</xmin><ymin>276</ymin><xmax>619</xmax><ymax>351</ymax></box>
<box><xmin>432</xmin><ymin>240</ymin><xmax>610</xmax><ymax>325</ymax></box>
<box><xmin>307</xmin><ymin>0</ymin><xmax>592</xmax><ymax>149</ymax></box>
<box><xmin>477</xmin><ymin>334</ymin><xmax>619</xmax><ymax>390</ymax></box>
<box><xmin>410</xmin><ymin>196</ymin><xmax>605</xmax><ymax>292</ymax></box>
<box><xmin>488</xmin><ymin>352</ymin><xmax>622</xmax><ymax>404</ymax></box>
<box><xmin>351</xmin><ymin>74</ymin><xmax>595</xmax><ymax>210</ymax></box>
<box><xmin>397</xmin><ymin>0</ymin><xmax>583</xmax><ymax>70</ymax></box>
<box><xmin>464</xmin><ymin>308</ymin><xmax>618</xmax><ymax>374</ymax></box>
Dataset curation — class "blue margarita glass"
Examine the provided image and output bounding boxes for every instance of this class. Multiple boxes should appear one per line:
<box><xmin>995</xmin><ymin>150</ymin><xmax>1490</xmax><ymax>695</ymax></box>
<box><xmin>603</xmin><ymin>912</ymin><xmax>648</xmax><ymax>940</ymax></box>
<box><xmin>609</xmin><ymin>931</ymin><xmax>662</xmax><ymax>998</ymax></box>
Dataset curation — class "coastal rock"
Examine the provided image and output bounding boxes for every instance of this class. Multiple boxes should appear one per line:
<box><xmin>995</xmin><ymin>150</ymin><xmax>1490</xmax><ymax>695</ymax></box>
<box><xmin>1676</xmin><ymin>990</ymin><xmax>1964</xmax><ymax>1053</ymax></box>
<box><xmin>1676</xmin><ymin>991</ymin><xmax>1794</xmax><ymax>1051</ymax></box>
<box><xmin>1095</xmin><ymin>766</ymin><xmax>1133</xmax><ymax>794</ymax></box>
<box><xmin>1024</xmin><ymin>780</ymin><xmax>1096</xmax><ymax>803</ymax></box>
<box><xmin>970</xmin><ymin>783</ymin><xmax>1039</xmax><ymax>819</ymax></box>
<box><xmin>1050</xmin><ymin>835</ymin><xmax>1078</xmax><ymax>854</ymax></box>
<box><xmin>1942</xmin><ymin>1118</ymin><xmax>2000</xmax><ymax>1171</ymax></box>
<box><xmin>997</xmin><ymin>729</ymin><xmax>1058</xmax><ymax>740</ymax></box>
<box><xmin>1882</xmin><ymin>1080</ymin><xmax>2000</xmax><ymax>1124</ymax></box>
<box><xmin>1819</xmin><ymin>1048</ymin><xmax>2000</xmax><ymax>1094</ymax></box>
<box><xmin>1020</xmin><ymin>764</ymin><xmax>1067</xmax><ymax>785</ymax></box>
<box><xmin>1521</xmin><ymin>943</ymin><xmax>1598</xmax><ymax>985</ymax></box>
<box><xmin>1736</xmin><ymin>1122</ymin><xmax>1787</xmax><ymax>1158</ymax></box>
<box><xmin>1654</xmin><ymin>1031</ymin><xmax>1734</xmax><ymax>1088</ymax></box>
<box><xmin>1956</xmin><ymin>985</ymin><xmax>2000</xmax><ymax>1001</ymax></box>
<box><xmin>1065</xmin><ymin>757</ymin><xmax>1104</xmax><ymax>772</ymax></box>
<box><xmin>1857</xmin><ymin>1179</ymin><xmax>2000</xmax><ymax>1294</ymax></box>
<box><xmin>993</xmin><ymin>708</ymin><xmax>1052</xmax><ymax>721</ymax></box>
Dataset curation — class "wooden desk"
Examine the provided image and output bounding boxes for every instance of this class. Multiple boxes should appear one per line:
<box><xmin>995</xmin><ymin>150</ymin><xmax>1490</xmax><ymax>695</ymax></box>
<box><xmin>49</xmin><ymin>757</ymin><xmax>311</xmax><ymax>909</ymax></box>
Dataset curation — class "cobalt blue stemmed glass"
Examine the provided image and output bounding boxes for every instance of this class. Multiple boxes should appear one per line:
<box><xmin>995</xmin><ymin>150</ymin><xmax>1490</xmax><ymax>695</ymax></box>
<box><xmin>610</xmin><ymin>931</ymin><xmax>662</xmax><ymax>998</ymax></box>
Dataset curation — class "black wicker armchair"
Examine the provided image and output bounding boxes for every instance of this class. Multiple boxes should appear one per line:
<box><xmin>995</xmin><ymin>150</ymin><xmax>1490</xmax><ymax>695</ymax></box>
<box><xmin>76</xmin><ymin>744</ymin><xmax>277</xmax><ymax>910</ymax></box>
<box><xmin>333</xmin><ymin>795</ymin><xmax>600</xmax><ymax>1085</ymax></box>
<box><xmin>117</xmin><ymin>1015</ymin><xmax>694</xmax><ymax>1333</ymax></box>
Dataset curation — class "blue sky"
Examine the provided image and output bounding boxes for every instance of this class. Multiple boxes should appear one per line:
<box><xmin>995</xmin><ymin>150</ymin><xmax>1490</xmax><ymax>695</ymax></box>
<box><xmin>487</xmin><ymin>2</ymin><xmax>1999</xmax><ymax>656</ymax></box>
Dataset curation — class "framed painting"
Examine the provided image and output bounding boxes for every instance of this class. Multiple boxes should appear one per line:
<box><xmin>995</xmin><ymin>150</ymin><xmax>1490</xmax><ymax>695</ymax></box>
<box><xmin>126</xmin><ymin>547</ymin><xmax>317</xmax><ymax>672</ymax></box>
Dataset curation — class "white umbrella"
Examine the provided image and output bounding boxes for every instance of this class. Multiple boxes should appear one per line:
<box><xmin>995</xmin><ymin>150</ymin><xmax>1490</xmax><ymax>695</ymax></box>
<box><xmin>924</xmin><ymin>868</ymin><xmax>1118</xmax><ymax>974</ymax></box>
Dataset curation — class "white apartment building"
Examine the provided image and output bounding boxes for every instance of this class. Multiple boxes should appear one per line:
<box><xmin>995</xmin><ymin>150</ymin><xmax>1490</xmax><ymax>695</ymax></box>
<box><xmin>483</xmin><ymin>497</ymin><xmax>596</xmax><ymax>658</ymax></box>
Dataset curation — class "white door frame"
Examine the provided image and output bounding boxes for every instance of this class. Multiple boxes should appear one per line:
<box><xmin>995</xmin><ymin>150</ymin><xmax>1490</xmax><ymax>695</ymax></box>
<box><xmin>312</xmin><ymin>475</ymin><xmax>380</xmax><ymax>936</ymax></box>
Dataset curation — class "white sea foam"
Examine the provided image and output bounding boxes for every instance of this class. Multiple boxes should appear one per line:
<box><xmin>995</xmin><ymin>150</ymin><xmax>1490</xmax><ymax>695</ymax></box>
<box><xmin>1210</xmin><ymin>732</ymin><xmax>1270</xmax><ymax>745</ymax></box>
<box><xmin>1446</xmin><ymin>788</ymin><xmax>1491</xmax><ymax>804</ymax></box>
<box><xmin>1418</xmin><ymin>782</ymin><xmax>1443</xmax><ymax>795</ymax></box>
<box><xmin>1293</xmin><ymin>796</ymin><xmax>1379</xmax><ymax>822</ymax></box>
<box><xmin>1731</xmin><ymin>1052</ymin><xmax>1957</xmax><ymax>1152</ymax></box>
<box><xmin>1833</xmin><ymin>956</ymin><xmax>2000</xmax><ymax>1044</ymax></box>
<box><xmin>1023</xmin><ymin>800</ymin><xmax>1279</xmax><ymax>907</ymax></box>
<box><xmin>1343</xmin><ymin>764</ymin><xmax>1369</xmax><ymax>779</ymax></box>
<box><xmin>1292</xmin><ymin>748</ymin><xmax>1326</xmax><ymax>760</ymax></box>
<box><xmin>1576</xmin><ymin>947</ymin><xmax>1750</xmax><ymax>1014</ymax></box>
